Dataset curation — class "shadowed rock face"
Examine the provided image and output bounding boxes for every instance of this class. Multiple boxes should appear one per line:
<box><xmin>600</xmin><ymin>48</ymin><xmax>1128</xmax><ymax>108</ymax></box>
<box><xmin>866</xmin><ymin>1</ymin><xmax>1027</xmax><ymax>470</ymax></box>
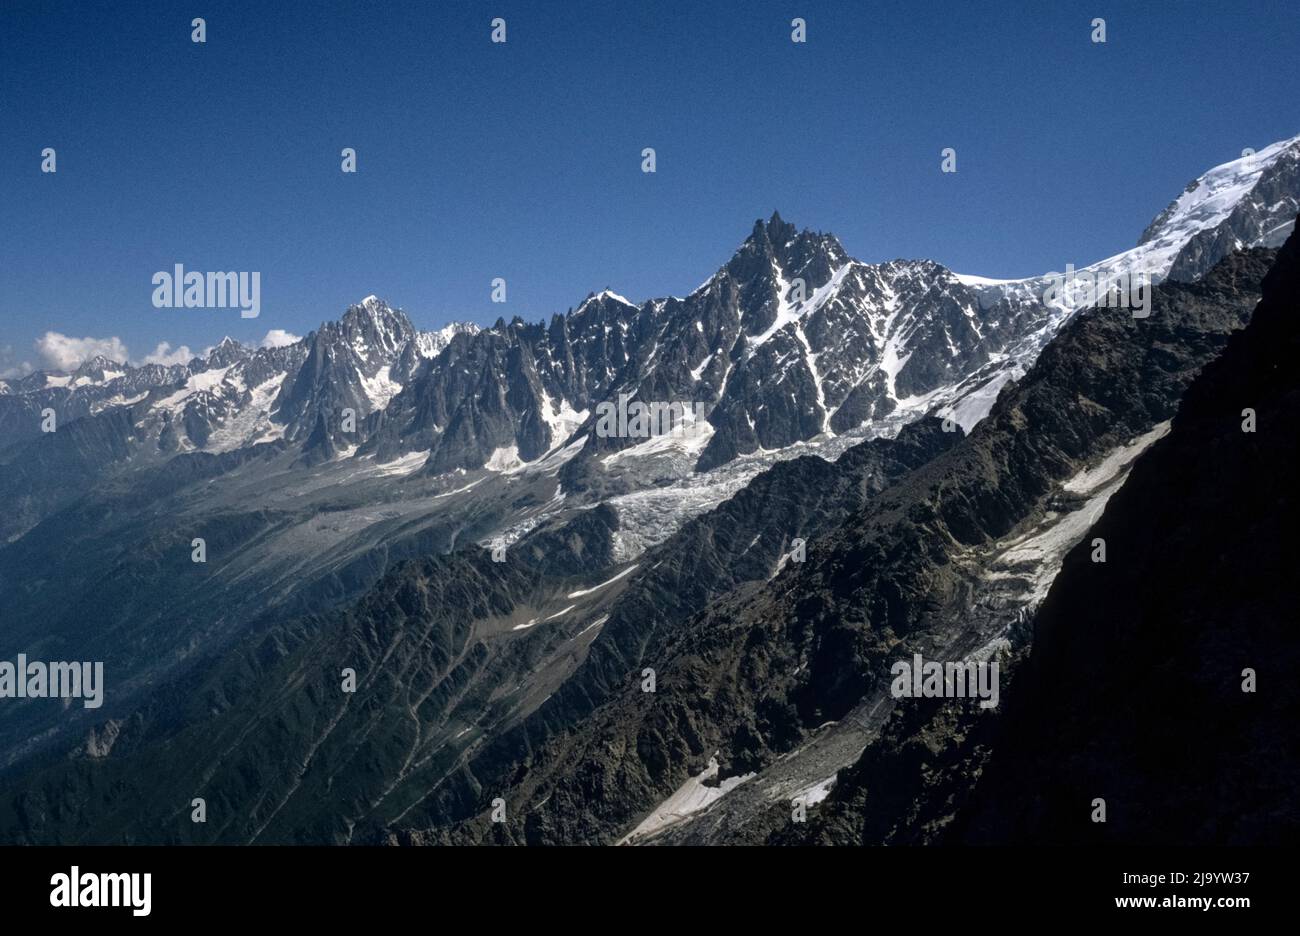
<box><xmin>951</xmin><ymin>218</ymin><xmax>1300</xmax><ymax>845</ymax></box>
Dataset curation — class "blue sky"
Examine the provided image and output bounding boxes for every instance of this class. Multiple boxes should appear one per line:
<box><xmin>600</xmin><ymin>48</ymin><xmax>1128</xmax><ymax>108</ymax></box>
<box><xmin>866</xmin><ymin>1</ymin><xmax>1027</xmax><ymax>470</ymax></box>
<box><xmin>2</xmin><ymin>0</ymin><xmax>1297</xmax><ymax>373</ymax></box>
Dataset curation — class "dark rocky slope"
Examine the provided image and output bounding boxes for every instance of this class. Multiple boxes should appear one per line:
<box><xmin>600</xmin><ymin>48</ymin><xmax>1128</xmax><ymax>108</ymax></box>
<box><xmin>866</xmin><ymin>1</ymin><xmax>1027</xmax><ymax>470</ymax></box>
<box><xmin>781</xmin><ymin>221</ymin><xmax>1300</xmax><ymax>847</ymax></box>
<box><xmin>0</xmin><ymin>402</ymin><xmax>954</xmax><ymax>843</ymax></box>
<box><xmin>954</xmin><ymin>219</ymin><xmax>1300</xmax><ymax>844</ymax></box>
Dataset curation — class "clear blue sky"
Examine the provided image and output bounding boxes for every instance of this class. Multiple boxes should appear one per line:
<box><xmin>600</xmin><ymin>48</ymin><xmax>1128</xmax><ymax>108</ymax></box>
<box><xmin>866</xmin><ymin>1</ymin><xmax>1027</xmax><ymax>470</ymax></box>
<box><xmin>2</xmin><ymin>0</ymin><xmax>1297</xmax><ymax>372</ymax></box>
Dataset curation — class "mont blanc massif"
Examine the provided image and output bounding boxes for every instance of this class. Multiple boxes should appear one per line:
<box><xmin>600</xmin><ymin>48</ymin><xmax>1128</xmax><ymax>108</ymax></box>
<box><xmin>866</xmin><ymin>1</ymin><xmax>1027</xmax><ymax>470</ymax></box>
<box><xmin>1</xmin><ymin>135</ymin><xmax>1297</xmax><ymax>846</ymax></box>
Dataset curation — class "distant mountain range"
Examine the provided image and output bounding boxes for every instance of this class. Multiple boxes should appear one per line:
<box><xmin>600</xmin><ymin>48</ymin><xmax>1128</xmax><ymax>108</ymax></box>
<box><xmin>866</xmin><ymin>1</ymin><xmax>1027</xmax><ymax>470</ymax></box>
<box><xmin>5</xmin><ymin>135</ymin><xmax>1296</xmax><ymax>484</ymax></box>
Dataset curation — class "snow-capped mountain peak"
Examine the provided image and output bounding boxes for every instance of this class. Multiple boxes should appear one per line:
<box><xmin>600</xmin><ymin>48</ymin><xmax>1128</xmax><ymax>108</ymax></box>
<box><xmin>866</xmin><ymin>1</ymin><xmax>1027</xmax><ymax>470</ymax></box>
<box><xmin>956</xmin><ymin>131</ymin><xmax>1300</xmax><ymax>297</ymax></box>
<box><xmin>70</xmin><ymin>354</ymin><xmax>128</xmax><ymax>386</ymax></box>
<box><xmin>415</xmin><ymin>321</ymin><xmax>481</xmax><ymax>359</ymax></box>
<box><xmin>1139</xmin><ymin>133</ymin><xmax>1300</xmax><ymax>249</ymax></box>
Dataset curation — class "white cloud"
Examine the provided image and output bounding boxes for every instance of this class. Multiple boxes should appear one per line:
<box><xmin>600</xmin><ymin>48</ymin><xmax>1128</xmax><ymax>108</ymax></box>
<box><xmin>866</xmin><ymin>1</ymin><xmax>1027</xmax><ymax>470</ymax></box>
<box><xmin>0</xmin><ymin>345</ymin><xmax>35</xmax><ymax>379</ymax></box>
<box><xmin>260</xmin><ymin>328</ymin><xmax>302</xmax><ymax>349</ymax></box>
<box><xmin>34</xmin><ymin>332</ymin><xmax>130</xmax><ymax>372</ymax></box>
<box><xmin>139</xmin><ymin>341</ymin><xmax>197</xmax><ymax>366</ymax></box>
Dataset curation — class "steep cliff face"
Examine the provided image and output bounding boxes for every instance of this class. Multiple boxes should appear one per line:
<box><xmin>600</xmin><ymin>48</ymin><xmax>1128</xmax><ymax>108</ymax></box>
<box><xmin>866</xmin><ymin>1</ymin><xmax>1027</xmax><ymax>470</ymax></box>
<box><xmin>952</xmin><ymin>219</ymin><xmax>1300</xmax><ymax>845</ymax></box>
